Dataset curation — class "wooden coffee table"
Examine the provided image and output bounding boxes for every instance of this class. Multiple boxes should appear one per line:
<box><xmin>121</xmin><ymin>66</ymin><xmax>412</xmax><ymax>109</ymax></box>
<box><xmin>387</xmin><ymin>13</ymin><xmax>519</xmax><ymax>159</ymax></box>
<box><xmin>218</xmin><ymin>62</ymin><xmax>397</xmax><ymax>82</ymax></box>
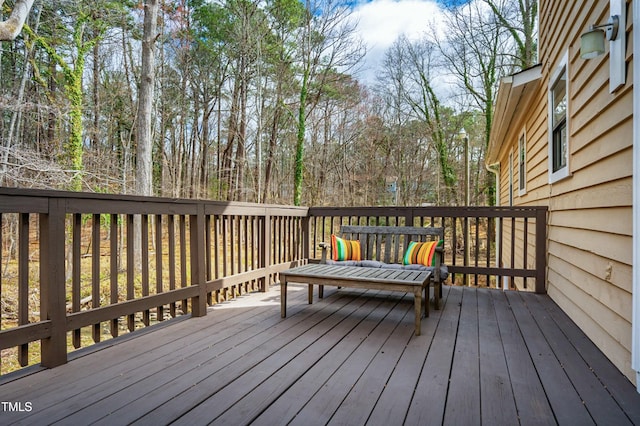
<box><xmin>280</xmin><ymin>264</ymin><xmax>431</xmax><ymax>335</ymax></box>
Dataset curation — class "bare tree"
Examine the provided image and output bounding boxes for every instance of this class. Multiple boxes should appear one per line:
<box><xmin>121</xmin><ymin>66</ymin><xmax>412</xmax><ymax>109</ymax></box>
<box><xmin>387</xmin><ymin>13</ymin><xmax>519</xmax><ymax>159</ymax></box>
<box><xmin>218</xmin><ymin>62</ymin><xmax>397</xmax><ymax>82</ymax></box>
<box><xmin>135</xmin><ymin>0</ymin><xmax>158</xmax><ymax>197</ymax></box>
<box><xmin>437</xmin><ymin>1</ymin><xmax>513</xmax><ymax>204</ymax></box>
<box><xmin>293</xmin><ymin>0</ymin><xmax>365</xmax><ymax>205</ymax></box>
<box><xmin>482</xmin><ymin>0</ymin><xmax>538</xmax><ymax>68</ymax></box>
<box><xmin>0</xmin><ymin>0</ymin><xmax>34</xmax><ymax>41</ymax></box>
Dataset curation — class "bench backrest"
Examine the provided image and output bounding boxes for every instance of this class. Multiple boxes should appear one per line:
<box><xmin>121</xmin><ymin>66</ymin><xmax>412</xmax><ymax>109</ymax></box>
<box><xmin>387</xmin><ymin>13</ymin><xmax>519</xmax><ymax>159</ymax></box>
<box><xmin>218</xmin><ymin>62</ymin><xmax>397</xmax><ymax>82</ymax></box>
<box><xmin>339</xmin><ymin>225</ymin><xmax>443</xmax><ymax>264</ymax></box>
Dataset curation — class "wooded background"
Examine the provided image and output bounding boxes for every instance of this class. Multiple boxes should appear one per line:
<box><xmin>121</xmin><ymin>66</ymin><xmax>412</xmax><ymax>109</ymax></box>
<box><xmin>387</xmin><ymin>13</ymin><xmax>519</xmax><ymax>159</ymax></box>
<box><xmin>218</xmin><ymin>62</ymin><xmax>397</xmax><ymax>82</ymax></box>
<box><xmin>0</xmin><ymin>0</ymin><xmax>537</xmax><ymax>206</ymax></box>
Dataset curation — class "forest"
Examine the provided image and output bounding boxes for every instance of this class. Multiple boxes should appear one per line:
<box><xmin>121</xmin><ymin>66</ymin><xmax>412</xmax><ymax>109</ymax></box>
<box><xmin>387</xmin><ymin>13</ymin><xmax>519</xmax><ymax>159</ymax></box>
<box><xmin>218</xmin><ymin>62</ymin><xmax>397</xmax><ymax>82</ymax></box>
<box><xmin>0</xmin><ymin>0</ymin><xmax>538</xmax><ymax>207</ymax></box>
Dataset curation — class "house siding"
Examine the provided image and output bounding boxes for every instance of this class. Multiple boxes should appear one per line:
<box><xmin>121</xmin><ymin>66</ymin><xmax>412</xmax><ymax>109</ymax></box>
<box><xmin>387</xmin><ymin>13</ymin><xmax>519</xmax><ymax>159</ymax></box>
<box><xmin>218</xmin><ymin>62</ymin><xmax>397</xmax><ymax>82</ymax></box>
<box><xmin>495</xmin><ymin>0</ymin><xmax>635</xmax><ymax>383</ymax></box>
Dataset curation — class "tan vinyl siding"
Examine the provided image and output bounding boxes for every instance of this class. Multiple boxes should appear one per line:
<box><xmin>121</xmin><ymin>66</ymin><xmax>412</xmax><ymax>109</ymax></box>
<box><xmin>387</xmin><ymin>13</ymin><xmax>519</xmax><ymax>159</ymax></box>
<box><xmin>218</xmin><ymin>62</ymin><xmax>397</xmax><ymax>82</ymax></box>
<box><xmin>495</xmin><ymin>0</ymin><xmax>635</xmax><ymax>384</ymax></box>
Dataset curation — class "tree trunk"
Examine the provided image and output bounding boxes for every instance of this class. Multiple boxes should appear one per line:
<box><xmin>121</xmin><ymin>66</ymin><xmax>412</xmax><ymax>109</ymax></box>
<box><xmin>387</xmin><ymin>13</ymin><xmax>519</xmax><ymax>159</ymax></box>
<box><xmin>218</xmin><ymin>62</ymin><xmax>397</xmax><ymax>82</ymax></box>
<box><xmin>263</xmin><ymin>85</ymin><xmax>282</xmax><ymax>203</ymax></box>
<box><xmin>1</xmin><ymin>6</ymin><xmax>41</xmax><ymax>185</ymax></box>
<box><xmin>91</xmin><ymin>38</ymin><xmax>100</xmax><ymax>151</ymax></box>
<box><xmin>294</xmin><ymin>68</ymin><xmax>309</xmax><ymax>206</ymax></box>
<box><xmin>135</xmin><ymin>0</ymin><xmax>158</xmax><ymax>197</ymax></box>
<box><xmin>0</xmin><ymin>0</ymin><xmax>35</xmax><ymax>41</ymax></box>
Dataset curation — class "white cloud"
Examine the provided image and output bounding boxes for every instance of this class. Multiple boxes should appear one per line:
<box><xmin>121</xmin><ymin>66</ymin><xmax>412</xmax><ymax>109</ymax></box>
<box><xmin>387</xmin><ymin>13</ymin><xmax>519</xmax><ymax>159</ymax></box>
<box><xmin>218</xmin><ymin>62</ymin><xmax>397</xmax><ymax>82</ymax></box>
<box><xmin>350</xmin><ymin>0</ymin><xmax>445</xmax><ymax>86</ymax></box>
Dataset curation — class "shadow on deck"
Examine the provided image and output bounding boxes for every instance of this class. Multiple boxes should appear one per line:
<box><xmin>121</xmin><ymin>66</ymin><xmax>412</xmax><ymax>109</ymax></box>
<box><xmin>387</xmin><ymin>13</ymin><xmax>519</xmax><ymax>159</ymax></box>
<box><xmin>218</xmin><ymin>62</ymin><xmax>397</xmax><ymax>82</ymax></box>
<box><xmin>1</xmin><ymin>285</ymin><xmax>639</xmax><ymax>425</ymax></box>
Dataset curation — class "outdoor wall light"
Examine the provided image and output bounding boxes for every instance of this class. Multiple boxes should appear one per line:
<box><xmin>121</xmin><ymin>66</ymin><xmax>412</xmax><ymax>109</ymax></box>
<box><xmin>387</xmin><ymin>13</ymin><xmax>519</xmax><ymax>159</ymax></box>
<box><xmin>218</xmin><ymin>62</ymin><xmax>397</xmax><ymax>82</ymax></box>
<box><xmin>580</xmin><ymin>15</ymin><xmax>619</xmax><ymax>59</ymax></box>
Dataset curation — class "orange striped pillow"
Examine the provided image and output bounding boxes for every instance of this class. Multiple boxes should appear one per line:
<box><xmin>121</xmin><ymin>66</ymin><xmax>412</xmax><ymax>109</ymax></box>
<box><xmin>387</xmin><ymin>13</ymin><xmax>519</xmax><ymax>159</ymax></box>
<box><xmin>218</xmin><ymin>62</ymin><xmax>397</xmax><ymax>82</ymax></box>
<box><xmin>403</xmin><ymin>241</ymin><xmax>440</xmax><ymax>266</ymax></box>
<box><xmin>331</xmin><ymin>235</ymin><xmax>361</xmax><ymax>261</ymax></box>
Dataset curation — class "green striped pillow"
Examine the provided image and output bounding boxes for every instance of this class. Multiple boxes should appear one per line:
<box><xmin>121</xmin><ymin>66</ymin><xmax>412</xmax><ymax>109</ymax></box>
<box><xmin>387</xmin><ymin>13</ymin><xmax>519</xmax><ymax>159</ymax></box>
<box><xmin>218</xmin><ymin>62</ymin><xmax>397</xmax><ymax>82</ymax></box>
<box><xmin>403</xmin><ymin>240</ymin><xmax>441</xmax><ymax>266</ymax></box>
<box><xmin>331</xmin><ymin>235</ymin><xmax>362</xmax><ymax>261</ymax></box>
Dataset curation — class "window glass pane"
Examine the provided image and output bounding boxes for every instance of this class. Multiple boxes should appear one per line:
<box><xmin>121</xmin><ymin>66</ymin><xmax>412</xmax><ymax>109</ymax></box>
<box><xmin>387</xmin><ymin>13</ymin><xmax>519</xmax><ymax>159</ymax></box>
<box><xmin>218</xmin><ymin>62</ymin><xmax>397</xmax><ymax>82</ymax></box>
<box><xmin>552</xmin><ymin>119</ymin><xmax>567</xmax><ymax>172</ymax></box>
<box><xmin>552</xmin><ymin>72</ymin><xmax>567</xmax><ymax>126</ymax></box>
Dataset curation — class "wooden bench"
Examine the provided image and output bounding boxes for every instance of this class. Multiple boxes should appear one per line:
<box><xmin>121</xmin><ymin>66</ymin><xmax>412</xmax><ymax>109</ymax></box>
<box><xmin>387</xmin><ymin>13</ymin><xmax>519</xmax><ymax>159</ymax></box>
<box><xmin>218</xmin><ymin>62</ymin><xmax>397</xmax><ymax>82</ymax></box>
<box><xmin>320</xmin><ymin>225</ymin><xmax>446</xmax><ymax>308</ymax></box>
<box><xmin>280</xmin><ymin>263</ymin><xmax>431</xmax><ymax>335</ymax></box>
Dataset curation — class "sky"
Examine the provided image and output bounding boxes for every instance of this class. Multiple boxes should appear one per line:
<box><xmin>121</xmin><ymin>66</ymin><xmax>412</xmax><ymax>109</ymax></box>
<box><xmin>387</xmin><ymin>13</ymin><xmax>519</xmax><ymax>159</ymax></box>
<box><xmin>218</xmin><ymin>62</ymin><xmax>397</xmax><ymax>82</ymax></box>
<box><xmin>350</xmin><ymin>0</ymin><xmax>444</xmax><ymax>85</ymax></box>
<box><xmin>349</xmin><ymin>0</ymin><xmax>468</xmax><ymax>86</ymax></box>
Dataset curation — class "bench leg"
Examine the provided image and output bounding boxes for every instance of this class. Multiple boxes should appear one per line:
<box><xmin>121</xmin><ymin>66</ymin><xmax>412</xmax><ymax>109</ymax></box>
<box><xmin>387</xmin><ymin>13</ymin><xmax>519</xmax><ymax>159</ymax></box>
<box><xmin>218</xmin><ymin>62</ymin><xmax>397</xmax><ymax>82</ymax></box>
<box><xmin>308</xmin><ymin>284</ymin><xmax>313</xmax><ymax>304</ymax></box>
<box><xmin>414</xmin><ymin>287</ymin><xmax>422</xmax><ymax>336</ymax></box>
<box><xmin>281</xmin><ymin>280</ymin><xmax>287</xmax><ymax>318</ymax></box>
<box><xmin>434</xmin><ymin>280</ymin><xmax>441</xmax><ymax>310</ymax></box>
<box><xmin>319</xmin><ymin>285</ymin><xmax>324</xmax><ymax>299</ymax></box>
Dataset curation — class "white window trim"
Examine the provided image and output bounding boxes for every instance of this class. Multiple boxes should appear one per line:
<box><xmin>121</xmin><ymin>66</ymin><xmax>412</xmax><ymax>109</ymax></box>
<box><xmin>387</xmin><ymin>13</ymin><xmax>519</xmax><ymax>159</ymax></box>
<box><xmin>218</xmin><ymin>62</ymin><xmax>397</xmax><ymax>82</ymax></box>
<box><xmin>509</xmin><ymin>150</ymin><xmax>514</xmax><ymax>206</ymax></box>
<box><xmin>548</xmin><ymin>50</ymin><xmax>570</xmax><ymax>184</ymax></box>
<box><xmin>518</xmin><ymin>129</ymin><xmax>527</xmax><ymax>196</ymax></box>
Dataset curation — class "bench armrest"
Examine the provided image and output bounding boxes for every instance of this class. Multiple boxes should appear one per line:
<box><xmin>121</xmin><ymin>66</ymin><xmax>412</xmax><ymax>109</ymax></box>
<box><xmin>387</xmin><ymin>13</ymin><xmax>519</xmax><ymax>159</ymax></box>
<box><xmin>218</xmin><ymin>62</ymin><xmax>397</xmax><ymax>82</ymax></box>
<box><xmin>319</xmin><ymin>242</ymin><xmax>330</xmax><ymax>263</ymax></box>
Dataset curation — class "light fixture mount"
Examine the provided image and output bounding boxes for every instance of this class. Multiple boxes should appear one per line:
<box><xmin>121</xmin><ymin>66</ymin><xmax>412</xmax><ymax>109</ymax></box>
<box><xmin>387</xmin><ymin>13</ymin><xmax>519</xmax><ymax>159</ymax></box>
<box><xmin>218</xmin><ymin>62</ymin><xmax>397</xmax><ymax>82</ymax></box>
<box><xmin>589</xmin><ymin>14</ymin><xmax>620</xmax><ymax>41</ymax></box>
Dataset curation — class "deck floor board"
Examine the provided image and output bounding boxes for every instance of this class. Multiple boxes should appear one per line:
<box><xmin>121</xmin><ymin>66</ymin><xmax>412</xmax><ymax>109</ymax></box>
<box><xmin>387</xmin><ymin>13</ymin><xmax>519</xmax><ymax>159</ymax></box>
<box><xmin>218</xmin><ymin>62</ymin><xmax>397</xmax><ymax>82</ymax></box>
<box><xmin>477</xmin><ymin>287</ymin><xmax>519</xmax><ymax>426</ymax></box>
<box><xmin>1</xmin><ymin>284</ymin><xmax>640</xmax><ymax>426</ymax></box>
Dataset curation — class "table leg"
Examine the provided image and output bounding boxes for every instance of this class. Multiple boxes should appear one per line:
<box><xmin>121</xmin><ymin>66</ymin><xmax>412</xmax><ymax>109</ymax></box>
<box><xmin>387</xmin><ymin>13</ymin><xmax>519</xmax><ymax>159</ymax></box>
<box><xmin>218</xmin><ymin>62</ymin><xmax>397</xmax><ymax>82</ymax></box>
<box><xmin>414</xmin><ymin>287</ymin><xmax>422</xmax><ymax>336</ymax></box>
<box><xmin>281</xmin><ymin>279</ymin><xmax>287</xmax><ymax>318</ymax></box>
<box><xmin>319</xmin><ymin>285</ymin><xmax>324</xmax><ymax>299</ymax></box>
<box><xmin>308</xmin><ymin>284</ymin><xmax>313</xmax><ymax>304</ymax></box>
<box><xmin>424</xmin><ymin>282</ymin><xmax>429</xmax><ymax>318</ymax></box>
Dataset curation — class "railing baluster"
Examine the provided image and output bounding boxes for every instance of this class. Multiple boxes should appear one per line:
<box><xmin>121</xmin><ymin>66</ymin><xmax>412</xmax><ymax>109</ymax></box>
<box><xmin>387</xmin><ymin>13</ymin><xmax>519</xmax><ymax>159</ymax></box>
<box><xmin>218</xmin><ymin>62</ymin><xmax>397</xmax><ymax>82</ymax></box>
<box><xmin>214</xmin><ymin>214</ymin><xmax>221</xmax><ymax>301</ymax></box>
<box><xmin>498</xmin><ymin>216</ymin><xmax>504</xmax><ymax>289</ymax></box>
<box><xmin>486</xmin><ymin>217</ymin><xmax>491</xmax><ymax>288</ymax></box>
<box><xmin>205</xmin><ymin>214</ymin><xmax>212</xmax><ymax>304</ymax></box>
<box><xmin>510</xmin><ymin>216</ymin><xmax>516</xmax><ymax>289</ymax></box>
<box><xmin>452</xmin><ymin>217</ymin><xmax>458</xmax><ymax>284</ymax></box>
<box><xmin>179</xmin><ymin>215</ymin><xmax>187</xmax><ymax>312</ymax></box>
<box><xmin>110</xmin><ymin>214</ymin><xmax>118</xmax><ymax>337</ymax></box>
<box><xmin>168</xmin><ymin>214</ymin><xmax>176</xmax><ymax>317</ymax></box>
<box><xmin>189</xmin><ymin>208</ymin><xmax>206</xmax><ymax>317</ymax></box>
<box><xmin>126</xmin><ymin>214</ymin><xmax>135</xmax><ymax>331</ymax></box>
<box><xmin>230</xmin><ymin>215</ymin><xmax>237</xmax><ymax>279</ymax></box>
<box><xmin>243</xmin><ymin>215</ymin><xmax>249</xmax><ymax>276</ymax></box>
<box><xmin>155</xmin><ymin>214</ymin><xmax>164</xmax><ymax>321</ymax></box>
<box><xmin>523</xmin><ymin>217</ymin><xmax>529</xmax><ymax>289</ymax></box>
<box><xmin>474</xmin><ymin>216</ymin><xmax>480</xmax><ymax>287</ymax></box>
<box><xmin>261</xmin><ymin>212</ymin><xmax>271</xmax><ymax>291</ymax></box>
<box><xmin>0</xmin><ymin>212</ymin><xmax>2</xmax><ymax>373</ymax></box>
<box><xmin>221</xmin><ymin>215</ymin><xmax>228</xmax><ymax>300</ymax></box>
<box><xmin>141</xmin><ymin>214</ymin><xmax>150</xmax><ymax>327</ymax></box>
<box><xmin>92</xmin><ymin>213</ymin><xmax>101</xmax><ymax>342</ymax></box>
<box><xmin>72</xmin><ymin>213</ymin><xmax>81</xmax><ymax>348</ymax></box>
<box><xmin>535</xmin><ymin>208</ymin><xmax>547</xmax><ymax>294</ymax></box>
<box><xmin>18</xmin><ymin>213</ymin><xmax>29</xmax><ymax>366</ymax></box>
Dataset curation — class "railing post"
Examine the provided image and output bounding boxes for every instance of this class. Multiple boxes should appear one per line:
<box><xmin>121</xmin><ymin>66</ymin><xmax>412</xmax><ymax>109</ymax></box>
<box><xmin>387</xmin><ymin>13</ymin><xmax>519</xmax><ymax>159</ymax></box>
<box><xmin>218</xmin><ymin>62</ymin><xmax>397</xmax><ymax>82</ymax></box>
<box><xmin>190</xmin><ymin>204</ymin><xmax>207</xmax><ymax>317</ymax></box>
<box><xmin>535</xmin><ymin>207</ymin><xmax>548</xmax><ymax>294</ymax></box>
<box><xmin>302</xmin><ymin>214</ymin><xmax>310</xmax><ymax>262</ymax></box>
<box><xmin>260</xmin><ymin>211</ymin><xmax>272</xmax><ymax>292</ymax></box>
<box><xmin>40</xmin><ymin>198</ymin><xmax>67</xmax><ymax>368</ymax></box>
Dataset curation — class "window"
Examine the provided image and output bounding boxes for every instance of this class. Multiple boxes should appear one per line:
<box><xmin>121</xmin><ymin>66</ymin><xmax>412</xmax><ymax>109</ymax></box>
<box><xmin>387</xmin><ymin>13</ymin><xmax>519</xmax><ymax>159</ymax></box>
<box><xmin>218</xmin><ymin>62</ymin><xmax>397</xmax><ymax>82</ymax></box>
<box><xmin>549</xmin><ymin>51</ymin><xmax>570</xmax><ymax>182</ymax></box>
<box><xmin>518</xmin><ymin>131</ymin><xmax>526</xmax><ymax>195</ymax></box>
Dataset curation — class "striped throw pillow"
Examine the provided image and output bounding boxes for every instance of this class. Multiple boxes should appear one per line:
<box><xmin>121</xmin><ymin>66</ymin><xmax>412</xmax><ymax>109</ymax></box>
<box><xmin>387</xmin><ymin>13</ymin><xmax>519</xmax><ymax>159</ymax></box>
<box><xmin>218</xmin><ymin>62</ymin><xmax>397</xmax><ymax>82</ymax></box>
<box><xmin>403</xmin><ymin>240</ymin><xmax>441</xmax><ymax>266</ymax></box>
<box><xmin>331</xmin><ymin>235</ymin><xmax>362</xmax><ymax>261</ymax></box>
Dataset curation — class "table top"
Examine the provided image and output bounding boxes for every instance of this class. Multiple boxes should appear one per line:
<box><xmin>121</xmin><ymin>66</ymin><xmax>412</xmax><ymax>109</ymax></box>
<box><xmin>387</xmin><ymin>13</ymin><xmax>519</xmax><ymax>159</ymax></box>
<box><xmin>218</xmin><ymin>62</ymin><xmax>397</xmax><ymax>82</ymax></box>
<box><xmin>281</xmin><ymin>263</ymin><xmax>430</xmax><ymax>285</ymax></box>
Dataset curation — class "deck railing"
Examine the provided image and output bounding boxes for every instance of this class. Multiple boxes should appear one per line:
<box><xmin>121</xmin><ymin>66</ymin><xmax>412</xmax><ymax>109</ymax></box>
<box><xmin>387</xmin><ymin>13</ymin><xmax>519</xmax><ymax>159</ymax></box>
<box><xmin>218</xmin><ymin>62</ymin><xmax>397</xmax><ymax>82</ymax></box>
<box><xmin>0</xmin><ymin>188</ymin><xmax>547</xmax><ymax>376</ymax></box>
<box><xmin>0</xmin><ymin>188</ymin><xmax>308</xmax><ymax>375</ymax></box>
<box><xmin>308</xmin><ymin>206</ymin><xmax>547</xmax><ymax>292</ymax></box>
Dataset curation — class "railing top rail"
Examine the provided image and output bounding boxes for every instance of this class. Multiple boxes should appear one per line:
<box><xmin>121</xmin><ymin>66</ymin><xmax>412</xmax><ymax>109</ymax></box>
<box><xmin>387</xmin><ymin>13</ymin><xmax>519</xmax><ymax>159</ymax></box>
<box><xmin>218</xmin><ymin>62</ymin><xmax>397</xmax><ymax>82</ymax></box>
<box><xmin>308</xmin><ymin>205</ymin><xmax>548</xmax><ymax>218</ymax></box>
<box><xmin>340</xmin><ymin>225</ymin><xmax>444</xmax><ymax>236</ymax></box>
<box><xmin>0</xmin><ymin>187</ymin><xmax>309</xmax><ymax>215</ymax></box>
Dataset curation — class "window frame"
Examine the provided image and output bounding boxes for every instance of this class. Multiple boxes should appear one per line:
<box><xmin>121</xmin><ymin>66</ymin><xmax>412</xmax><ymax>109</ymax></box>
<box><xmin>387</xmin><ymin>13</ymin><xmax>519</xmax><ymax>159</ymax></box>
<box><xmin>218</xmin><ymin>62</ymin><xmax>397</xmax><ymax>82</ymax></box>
<box><xmin>518</xmin><ymin>129</ymin><xmax>527</xmax><ymax>196</ymax></box>
<box><xmin>548</xmin><ymin>50</ymin><xmax>570</xmax><ymax>183</ymax></box>
<box><xmin>509</xmin><ymin>150</ymin><xmax>514</xmax><ymax>206</ymax></box>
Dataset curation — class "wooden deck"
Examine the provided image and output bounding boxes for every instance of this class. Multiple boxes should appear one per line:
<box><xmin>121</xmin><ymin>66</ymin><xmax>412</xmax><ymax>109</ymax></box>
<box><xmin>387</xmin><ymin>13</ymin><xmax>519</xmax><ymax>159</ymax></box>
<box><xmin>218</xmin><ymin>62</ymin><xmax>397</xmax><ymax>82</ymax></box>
<box><xmin>1</xmin><ymin>284</ymin><xmax>639</xmax><ymax>425</ymax></box>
